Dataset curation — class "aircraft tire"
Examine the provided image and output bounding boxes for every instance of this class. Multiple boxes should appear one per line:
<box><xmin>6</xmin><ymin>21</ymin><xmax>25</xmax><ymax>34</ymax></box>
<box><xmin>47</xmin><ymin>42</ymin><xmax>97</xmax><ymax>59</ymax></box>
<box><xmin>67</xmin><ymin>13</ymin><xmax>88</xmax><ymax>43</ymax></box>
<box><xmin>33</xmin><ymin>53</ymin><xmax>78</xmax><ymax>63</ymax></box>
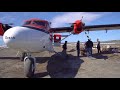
<box><xmin>24</xmin><ymin>57</ymin><xmax>35</xmax><ymax>78</ymax></box>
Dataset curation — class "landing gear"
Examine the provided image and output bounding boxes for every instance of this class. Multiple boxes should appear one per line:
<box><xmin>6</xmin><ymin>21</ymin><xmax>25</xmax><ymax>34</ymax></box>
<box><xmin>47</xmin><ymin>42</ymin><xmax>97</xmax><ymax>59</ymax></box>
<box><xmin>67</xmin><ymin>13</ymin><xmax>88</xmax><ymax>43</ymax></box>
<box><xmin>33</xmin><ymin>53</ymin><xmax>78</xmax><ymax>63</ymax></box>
<box><xmin>24</xmin><ymin>54</ymin><xmax>36</xmax><ymax>78</ymax></box>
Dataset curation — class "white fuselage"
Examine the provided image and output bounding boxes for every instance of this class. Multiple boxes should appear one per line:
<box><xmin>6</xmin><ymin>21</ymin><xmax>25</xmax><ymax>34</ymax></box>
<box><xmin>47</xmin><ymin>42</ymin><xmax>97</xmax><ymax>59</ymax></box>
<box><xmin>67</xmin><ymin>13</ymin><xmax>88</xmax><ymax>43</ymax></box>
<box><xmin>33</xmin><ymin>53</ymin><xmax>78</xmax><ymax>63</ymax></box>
<box><xmin>3</xmin><ymin>26</ymin><xmax>54</xmax><ymax>53</ymax></box>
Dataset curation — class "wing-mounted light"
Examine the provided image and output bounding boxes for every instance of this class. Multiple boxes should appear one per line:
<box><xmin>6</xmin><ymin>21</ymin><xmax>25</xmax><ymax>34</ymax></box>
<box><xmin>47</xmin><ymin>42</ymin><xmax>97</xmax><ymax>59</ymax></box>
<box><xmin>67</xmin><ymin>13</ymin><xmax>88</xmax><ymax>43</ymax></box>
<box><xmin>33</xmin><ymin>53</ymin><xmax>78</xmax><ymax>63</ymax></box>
<box><xmin>72</xmin><ymin>20</ymin><xmax>85</xmax><ymax>34</ymax></box>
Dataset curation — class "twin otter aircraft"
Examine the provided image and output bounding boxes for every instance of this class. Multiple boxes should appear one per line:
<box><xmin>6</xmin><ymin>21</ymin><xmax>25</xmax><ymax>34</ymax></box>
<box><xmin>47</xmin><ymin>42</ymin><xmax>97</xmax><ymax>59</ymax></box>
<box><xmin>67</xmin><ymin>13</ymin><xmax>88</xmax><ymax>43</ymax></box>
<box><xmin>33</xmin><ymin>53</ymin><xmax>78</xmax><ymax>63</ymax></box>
<box><xmin>0</xmin><ymin>18</ymin><xmax>120</xmax><ymax>78</ymax></box>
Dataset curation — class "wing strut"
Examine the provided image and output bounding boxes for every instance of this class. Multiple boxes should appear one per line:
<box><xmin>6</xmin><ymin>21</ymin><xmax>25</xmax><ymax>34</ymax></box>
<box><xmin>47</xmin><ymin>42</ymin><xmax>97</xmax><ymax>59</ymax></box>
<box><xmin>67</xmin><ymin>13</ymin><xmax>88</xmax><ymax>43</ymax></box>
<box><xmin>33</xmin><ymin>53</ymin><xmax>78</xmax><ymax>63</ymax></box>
<box><xmin>85</xmin><ymin>31</ymin><xmax>90</xmax><ymax>39</ymax></box>
<box><xmin>60</xmin><ymin>33</ymin><xmax>73</xmax><ymax>42</ymax></box>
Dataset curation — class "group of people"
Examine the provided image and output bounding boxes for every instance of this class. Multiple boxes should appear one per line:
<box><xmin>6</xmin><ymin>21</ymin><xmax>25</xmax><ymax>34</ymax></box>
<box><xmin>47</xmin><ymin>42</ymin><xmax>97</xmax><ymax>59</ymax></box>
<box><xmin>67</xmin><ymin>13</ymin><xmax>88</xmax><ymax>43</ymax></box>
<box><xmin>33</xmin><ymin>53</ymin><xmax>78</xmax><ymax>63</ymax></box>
<box><xmin>62</xmin><ymin>38</ymin><xmax>101</xmax><ymax>57</ymax></box>
<box><xmin>83</xmin><ymin>38</ymin><xmax>101</xmax><ymax>57</ymax></box>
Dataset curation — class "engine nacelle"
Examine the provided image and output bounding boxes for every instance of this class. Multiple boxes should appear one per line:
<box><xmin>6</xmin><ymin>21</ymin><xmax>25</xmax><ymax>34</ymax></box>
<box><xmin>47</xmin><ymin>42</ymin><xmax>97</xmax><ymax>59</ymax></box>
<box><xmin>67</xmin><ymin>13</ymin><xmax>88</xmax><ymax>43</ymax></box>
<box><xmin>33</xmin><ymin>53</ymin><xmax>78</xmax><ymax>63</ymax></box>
<box><xmin>72</xmin><ymin>20</ymin><xmax>85</xmax><ymax>34</ymax></box>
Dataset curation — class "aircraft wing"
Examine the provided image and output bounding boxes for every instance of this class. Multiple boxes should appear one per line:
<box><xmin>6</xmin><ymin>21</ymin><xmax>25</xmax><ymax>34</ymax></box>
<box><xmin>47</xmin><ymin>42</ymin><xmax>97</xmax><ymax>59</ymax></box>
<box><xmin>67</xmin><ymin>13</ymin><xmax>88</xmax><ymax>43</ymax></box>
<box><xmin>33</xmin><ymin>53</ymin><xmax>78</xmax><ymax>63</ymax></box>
<box><xmin>83</xmin><ymin>24</ymin><xmax>120</xmax><ymax>31</ymax></box>
<box><xmin>50</xmin><ymin>27</ymin><xmax>73</xmax><ymax>33</ymax></box>
<box><xmin>50</xmin><ymin>23</ymin><xmax>120</xmax><ymax>33</ymax></box>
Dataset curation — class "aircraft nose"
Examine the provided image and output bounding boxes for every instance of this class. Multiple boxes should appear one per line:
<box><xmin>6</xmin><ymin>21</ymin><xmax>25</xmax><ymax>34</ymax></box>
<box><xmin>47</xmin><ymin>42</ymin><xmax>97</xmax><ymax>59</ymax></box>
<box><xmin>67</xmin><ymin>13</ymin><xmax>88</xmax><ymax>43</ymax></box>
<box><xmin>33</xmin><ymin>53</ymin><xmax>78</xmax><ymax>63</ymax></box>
<box><xmin>3</xmin><ymin>35</ymin><xmax>16</xmax><ymax>47</ymax></box>
<box><xmin>3</xmin><ymin>30</ymin><xmax>16</xmax><ymax>47</ymax></box>
<box><xmin>3</xmin><ymin>26</ymin><xmax>21</xmax><ymax>47</ymax></box>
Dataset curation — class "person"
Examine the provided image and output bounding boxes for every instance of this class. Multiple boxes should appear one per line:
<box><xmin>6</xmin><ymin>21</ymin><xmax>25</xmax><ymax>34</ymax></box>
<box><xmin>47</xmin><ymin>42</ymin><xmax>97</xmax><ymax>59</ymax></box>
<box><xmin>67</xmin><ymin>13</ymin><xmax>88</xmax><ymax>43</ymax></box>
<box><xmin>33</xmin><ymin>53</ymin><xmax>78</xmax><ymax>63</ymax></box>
<box><xmin>86</xmin><ymin>39</ymin><xmax>93</xmax><ymax>57</ymax></box>
<box><xmin>62</xmin><ymin>41</ymin><xmax>67</xmax><ymax>57</ymax></box>
<box><xmin>97</xmin><ymin>39</ymin><xmax>101</xmax><ymax>53</ymax></box>
<box><xmin>76</xmin><ymin>40</ymin><xmax>80</xmax><ymax>57</ymax></box>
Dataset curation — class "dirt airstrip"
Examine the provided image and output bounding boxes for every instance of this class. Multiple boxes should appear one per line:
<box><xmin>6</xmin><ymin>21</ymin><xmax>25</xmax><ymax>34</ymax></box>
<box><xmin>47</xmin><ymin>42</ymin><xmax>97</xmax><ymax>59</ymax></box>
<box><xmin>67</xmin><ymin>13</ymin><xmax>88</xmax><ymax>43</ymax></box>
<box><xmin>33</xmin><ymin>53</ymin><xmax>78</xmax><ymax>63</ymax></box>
<box><xmin>0</xmin><ymin>44</ymin><xmax>120</xmax><ymax>78</ymax></box>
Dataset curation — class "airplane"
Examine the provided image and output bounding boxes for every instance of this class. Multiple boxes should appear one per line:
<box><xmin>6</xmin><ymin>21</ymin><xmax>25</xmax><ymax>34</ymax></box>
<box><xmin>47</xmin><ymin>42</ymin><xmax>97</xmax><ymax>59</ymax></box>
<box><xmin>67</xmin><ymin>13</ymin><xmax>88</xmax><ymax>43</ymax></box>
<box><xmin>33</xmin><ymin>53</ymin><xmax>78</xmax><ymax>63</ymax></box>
<box><xmin>0</xmin><ymin>18</ymin><xmax>120</xmax><ymax>78</ymax></box>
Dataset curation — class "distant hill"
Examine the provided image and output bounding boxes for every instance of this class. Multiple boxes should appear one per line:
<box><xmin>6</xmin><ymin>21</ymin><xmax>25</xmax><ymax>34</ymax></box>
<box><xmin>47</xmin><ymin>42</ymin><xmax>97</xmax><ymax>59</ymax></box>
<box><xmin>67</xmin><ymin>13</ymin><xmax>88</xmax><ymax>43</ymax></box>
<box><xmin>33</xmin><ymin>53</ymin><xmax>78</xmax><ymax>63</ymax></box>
<box><xmin>101</xmin><ymin>40</ymin><xmax>120</xmax><ymax>43</ymax></box>
<box><xmin>61</xmin><ymin>40</ymin><xmax>120</xmax><ymax>44</ymax></box>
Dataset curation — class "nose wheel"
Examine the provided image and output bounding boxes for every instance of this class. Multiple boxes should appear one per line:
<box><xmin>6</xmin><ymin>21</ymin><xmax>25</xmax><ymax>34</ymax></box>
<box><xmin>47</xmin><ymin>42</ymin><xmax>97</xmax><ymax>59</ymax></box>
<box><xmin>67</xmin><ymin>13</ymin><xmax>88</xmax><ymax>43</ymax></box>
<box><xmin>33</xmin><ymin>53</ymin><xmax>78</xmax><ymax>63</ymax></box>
<box><xmin>24</xmin><ymin>56</ymin><xmax>36</xmax><ymax>78</ymax></box>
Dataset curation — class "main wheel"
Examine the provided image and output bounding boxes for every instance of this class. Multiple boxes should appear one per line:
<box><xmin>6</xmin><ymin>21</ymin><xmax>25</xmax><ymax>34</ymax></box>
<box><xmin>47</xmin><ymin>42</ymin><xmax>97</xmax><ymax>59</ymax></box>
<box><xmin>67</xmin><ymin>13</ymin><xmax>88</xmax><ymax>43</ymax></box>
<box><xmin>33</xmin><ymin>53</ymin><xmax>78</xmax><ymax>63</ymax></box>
<box><xmin>24</xmin><ymin>57</ymin><xmax>35</xmax><ymax>78</ymax></box>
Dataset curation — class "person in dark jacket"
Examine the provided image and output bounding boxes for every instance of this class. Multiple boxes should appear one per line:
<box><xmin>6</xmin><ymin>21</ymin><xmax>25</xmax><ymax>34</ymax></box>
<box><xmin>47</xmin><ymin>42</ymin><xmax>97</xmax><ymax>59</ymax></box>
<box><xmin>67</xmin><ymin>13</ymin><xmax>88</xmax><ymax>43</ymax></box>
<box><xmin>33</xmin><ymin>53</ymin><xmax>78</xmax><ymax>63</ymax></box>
<box><xmin>62</xmin><ymin>41</ymin><xmax>67</xmax><ymax>56</ymax></box>
<box><xmin>76</xmin><ymin>41</ymin><xmax>80</xmax><ymax>57</ymax></box>
<box><xmin>97</xmin><ymin>39</ymin><xmax>101</xmax><ymax>53</ymax></box>
<box><xmin>86</xmin><ymin>39</ymin><xmax>93</xmax><ymax>57</ymax></box>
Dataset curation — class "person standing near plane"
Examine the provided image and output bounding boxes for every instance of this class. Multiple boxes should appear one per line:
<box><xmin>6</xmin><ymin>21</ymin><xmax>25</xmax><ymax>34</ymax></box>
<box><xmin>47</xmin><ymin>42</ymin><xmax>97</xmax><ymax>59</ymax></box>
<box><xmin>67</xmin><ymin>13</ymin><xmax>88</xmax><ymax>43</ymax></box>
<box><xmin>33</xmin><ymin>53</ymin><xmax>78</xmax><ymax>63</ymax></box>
<box><xmin>97</xmin><ymin>39</ymin><xmax>101</xmax><ymax>53</ymax></box>
<box><xmin>86</xmin><ymin>39</ymin><xmax>93</xmax><ymax>57</ymax></box>
<box><xmin>76</xmin><ymin>40</ymin><xmax>80</xmax><ymax>57</ymax></box>
<box><xmin>62</xmin><ymin>41</ymin><xmax>67</xmax><ymax>57</ymax></box>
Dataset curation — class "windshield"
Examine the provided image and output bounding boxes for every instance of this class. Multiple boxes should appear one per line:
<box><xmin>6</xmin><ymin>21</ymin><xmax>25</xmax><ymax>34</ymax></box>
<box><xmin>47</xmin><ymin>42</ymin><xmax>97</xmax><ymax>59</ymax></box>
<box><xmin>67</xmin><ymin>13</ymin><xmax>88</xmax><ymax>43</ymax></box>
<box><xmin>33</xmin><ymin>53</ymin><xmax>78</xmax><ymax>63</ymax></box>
<box><xmin>23</xmin><ymin>20</ymin><xmax>47</xmax><ymax>28</ymax></box>
<box><xmin>23</xmin><ymin>21</ymin><xmax>31</xmax><ymax>25</ymax></box>
<box><xmin>33</xmin><ymin>21</ymin><xmax>46</xmax><ymax>26</ymax></box>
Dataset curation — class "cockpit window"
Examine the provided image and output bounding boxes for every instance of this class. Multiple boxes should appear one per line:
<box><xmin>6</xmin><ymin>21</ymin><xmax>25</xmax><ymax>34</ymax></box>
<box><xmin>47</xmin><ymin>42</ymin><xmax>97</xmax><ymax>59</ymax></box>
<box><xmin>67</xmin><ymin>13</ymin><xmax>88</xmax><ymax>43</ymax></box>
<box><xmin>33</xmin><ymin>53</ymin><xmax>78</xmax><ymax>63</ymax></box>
<box><xmin>24</xmin><ymin>21</ymin><xmax>31</xmax><ymax>25</ymax></box>
<box><xmin>33</xmin><ymin>21</ymin><xmax>46</xmax><ymax>26</ymax></box>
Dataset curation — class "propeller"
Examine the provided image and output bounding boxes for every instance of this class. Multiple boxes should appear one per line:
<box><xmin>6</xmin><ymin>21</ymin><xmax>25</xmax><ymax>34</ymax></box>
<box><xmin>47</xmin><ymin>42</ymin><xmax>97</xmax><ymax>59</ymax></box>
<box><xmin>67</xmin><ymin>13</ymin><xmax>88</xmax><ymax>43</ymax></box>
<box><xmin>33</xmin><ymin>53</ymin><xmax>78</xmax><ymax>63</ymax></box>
<box><xmin>81</xmin><ymin>16</ymin><xmax>83</xmax><ymax>21</ymax></box>
<box><xmin>60</xmin><ymin>16</ymin><xmax>85</xmax><ymax>28</ymax></box>
<box><xmin>81</xmin><ymin>16</ymin><xmax>85</xmax><ymax>26</ymax></box>
<box><xmin>68</xmin><ymin>16</ymin><xmax>85</xmax><ymax>27</ymax></box>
